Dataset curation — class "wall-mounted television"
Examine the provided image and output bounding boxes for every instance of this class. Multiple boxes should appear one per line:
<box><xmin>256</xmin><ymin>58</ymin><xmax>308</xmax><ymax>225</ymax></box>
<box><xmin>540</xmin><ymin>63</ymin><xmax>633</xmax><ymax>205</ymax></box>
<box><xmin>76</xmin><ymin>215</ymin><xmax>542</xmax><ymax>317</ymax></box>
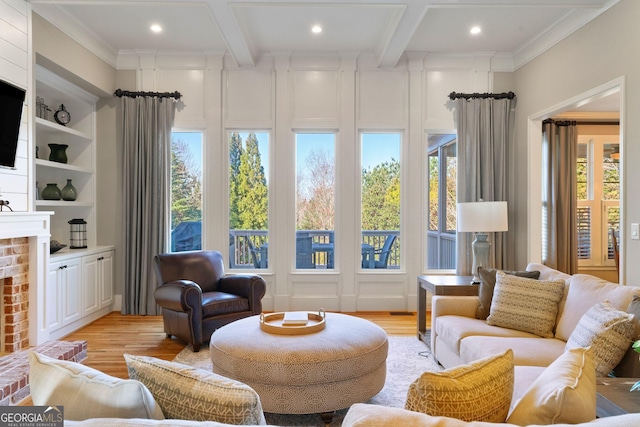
<box><xmin>0</xmin><ymin>79</ymin><xmax>26</xmax><ymax>169</ymax></box>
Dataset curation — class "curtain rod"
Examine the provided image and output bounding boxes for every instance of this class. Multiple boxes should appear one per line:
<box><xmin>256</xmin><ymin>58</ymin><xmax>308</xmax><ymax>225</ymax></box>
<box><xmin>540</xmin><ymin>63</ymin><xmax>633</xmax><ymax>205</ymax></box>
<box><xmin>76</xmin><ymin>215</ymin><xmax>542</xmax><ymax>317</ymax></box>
<box><xmin>113</xmin><ymin>89</ymin><xmax>181</xmax><ymax>99</ymax></box>
<box><xmin>449</xmin><ymin>91</ymin><xmax>516</xmax><ymax>100</ymax></box>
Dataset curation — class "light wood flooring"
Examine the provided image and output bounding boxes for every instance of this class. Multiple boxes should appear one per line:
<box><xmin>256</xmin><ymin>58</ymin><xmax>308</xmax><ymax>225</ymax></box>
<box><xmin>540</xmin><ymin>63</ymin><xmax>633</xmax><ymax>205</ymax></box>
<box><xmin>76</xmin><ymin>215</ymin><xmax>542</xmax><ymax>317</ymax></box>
<box><xmin>60</xmin><ymin>311</ymin><xmax>421</xmax><ymax>379</ymax></box>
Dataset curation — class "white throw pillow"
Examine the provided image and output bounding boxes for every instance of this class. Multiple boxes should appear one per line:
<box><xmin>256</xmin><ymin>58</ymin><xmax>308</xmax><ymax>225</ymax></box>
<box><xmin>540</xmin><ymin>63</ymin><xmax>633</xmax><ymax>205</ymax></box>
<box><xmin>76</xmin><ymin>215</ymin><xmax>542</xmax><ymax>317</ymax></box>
<box><xmin>565</xmin><ymin>300</ymin><xmax>635</xmax><ymax>377</ymax></box>
<box><xmin>507</xmin><ymin>347</ymin><xmax>596</xmax><ymax>425</ymax></box>
<box><xmin>29</xmin><ymin>351</ymin><xmax>164</xmax><ymax>421</ymax></box>
<box><xmin>487</xmin><ymin>271</ymin><xmax>565</xmax><ymax>338</ymax></box>
<box><xmin>124</xmin><ymin>354</ymin><xmax>266</xmax><ymax>425</ymax></box>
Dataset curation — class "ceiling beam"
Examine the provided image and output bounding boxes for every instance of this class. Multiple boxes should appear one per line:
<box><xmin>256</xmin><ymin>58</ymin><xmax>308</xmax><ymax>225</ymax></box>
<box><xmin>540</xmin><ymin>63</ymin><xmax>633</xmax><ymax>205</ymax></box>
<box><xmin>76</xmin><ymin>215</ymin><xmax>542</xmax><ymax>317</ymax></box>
<box><xmin>375</xmin><ymin>2</ymin><xmax>429</xmax><ymax>68</ymax></box>
<box><xmin>206</xmin><ymin>0</ymin><xmax>256</xmax><ymax>67</ymax></box>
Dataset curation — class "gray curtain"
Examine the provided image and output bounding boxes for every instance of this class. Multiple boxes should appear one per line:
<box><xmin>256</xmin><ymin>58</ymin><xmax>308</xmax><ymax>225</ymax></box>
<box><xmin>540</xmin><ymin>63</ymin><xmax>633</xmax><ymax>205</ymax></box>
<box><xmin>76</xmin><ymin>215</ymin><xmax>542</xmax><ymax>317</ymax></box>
<box><xmin>121</xmin><ymin>96</ymin><xmax>176</xmax><ymax>315</ymax></box>
<box><xmin>541</xmin><ymin>120</ymin><xmax>578</xmax><ymax>274</ymax></box>
<box><xmin>454</xmin><ymin>96</ymin><xmax>516</xmax><ymax>276</ymax></box>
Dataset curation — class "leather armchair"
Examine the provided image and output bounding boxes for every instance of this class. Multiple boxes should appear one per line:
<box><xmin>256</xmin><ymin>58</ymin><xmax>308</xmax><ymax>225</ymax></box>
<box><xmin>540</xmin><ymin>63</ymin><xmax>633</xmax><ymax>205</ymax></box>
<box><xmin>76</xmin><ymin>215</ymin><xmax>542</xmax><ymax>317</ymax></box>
<box><xmin>153</xmin><ymin>250</ymin><xmax>266</xmax><ymax>352</ymax></box>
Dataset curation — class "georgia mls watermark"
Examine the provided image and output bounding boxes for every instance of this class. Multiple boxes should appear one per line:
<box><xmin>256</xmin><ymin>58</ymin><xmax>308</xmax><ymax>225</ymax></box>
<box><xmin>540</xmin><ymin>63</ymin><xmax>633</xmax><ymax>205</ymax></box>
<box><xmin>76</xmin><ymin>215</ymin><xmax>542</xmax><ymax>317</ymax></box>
<box><xmin>0</xmin><ymin>406</ymin><xmax>63</xmax><ymax>427</ymax></box>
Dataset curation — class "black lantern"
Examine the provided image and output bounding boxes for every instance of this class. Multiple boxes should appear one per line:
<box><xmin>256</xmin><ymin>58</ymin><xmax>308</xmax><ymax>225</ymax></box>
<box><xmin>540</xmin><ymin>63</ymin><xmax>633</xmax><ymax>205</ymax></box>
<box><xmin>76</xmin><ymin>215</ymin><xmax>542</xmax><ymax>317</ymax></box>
<box><xmin>68</xmin><ymin>218</ymin><xmax>87</xmax><ymax>249</ymax></box>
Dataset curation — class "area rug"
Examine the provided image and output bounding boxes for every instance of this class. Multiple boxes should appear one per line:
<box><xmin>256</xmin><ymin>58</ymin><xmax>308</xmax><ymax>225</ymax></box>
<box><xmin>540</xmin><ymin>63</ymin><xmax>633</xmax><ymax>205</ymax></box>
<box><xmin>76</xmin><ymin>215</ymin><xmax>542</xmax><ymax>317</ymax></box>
<box><xmin>173</xmin><ymin>336</ymin><xmax>442</xmax><ymax>426</ymax></box>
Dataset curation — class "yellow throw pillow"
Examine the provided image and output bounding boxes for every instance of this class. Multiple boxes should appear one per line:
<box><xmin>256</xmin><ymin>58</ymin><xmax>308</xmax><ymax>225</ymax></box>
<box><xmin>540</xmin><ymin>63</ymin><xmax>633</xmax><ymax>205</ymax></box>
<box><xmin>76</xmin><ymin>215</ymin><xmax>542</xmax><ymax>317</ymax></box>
<box><xmin>124</xmin><ymin>354</ymin><xmax>266</xmax><ymax>424</ymax></box>
<box><xmin>404</xmin><ymin>349</ymin><xmax>514</xmax><ymax>422</ymax></box>
<box><xmin>507</xmin><ymin>347</ymin><xmax>596</xmax><ymax>425</ymax></box>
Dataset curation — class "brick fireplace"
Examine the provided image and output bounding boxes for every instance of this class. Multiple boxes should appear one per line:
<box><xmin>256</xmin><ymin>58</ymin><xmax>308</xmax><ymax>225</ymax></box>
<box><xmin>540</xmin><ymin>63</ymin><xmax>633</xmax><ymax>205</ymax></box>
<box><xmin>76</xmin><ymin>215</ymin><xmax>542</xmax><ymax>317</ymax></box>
<box><xmin>0</xmin><ymin>212</ymin><xmax>53</xmax><ymax>351</ymax></box>
<box><xmin>0</xmin><ymin>237</ymin><xmax>30</xmax><ymax>353</ymax></box>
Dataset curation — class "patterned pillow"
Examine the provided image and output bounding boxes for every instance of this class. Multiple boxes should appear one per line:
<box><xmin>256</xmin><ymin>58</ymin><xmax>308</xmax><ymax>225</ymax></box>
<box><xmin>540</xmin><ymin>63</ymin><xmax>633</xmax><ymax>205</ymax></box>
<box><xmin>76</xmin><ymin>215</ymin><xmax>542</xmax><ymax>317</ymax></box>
<box><xmin>29</xmin><ymin>351</ymin><xmax>164</xmax><ymax>421</ymax></box>
<box><xmin>124</xmin><ymin>354</ymin><xmax>266</xmax><ymax>424</ymax></box>
<box><xmin>507</xmin><ymin>347</ymin><xmax>596</xmax><ymax>425</ymax></box>
<box><xmin>486</xmin><ymin>271</ymin><xmax>565</xmax><ymax>338</ymax></box>
<box><xmin>405</xmin><ymin>349</ymin><xmax>513</xmax><ymax>422</ymax></box>
<box><xmin>476</xmin><ymin>267</ymin><xmax>541</xmax><ymax>320</ymax></box>
<box><xmin>565</xmin><ymin>301</ymin><xmax>635</xmax><ymax>377</ymax></box>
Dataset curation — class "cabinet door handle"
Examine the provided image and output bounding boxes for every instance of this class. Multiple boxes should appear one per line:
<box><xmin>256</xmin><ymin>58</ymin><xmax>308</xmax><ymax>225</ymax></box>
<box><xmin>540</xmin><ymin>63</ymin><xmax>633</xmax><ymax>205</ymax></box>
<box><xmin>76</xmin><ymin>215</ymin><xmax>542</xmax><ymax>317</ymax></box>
<box><xmin>98</xmin><ymin>257</ymin><xmax>104</xmax><ymax>261</ymax></box>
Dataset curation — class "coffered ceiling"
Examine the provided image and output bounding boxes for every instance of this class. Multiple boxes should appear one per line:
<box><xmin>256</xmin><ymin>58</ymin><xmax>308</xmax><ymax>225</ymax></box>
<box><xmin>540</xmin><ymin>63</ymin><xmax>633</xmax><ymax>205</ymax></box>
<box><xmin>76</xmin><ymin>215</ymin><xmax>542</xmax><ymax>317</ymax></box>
<box><xmin>30</xmin><ymin>0</ymin><xmax>619</xmax><ymax>71</ymax></box>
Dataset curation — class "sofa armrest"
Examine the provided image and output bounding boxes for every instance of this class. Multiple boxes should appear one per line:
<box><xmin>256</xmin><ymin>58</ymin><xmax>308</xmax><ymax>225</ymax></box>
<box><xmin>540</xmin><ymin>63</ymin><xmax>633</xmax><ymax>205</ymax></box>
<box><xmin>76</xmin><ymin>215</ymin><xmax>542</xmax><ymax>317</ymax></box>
<box><xmin>431</xmin><ymin>296</ymin><xmax>480</xmax><ymax>351</ymax></box>
<box><xmin>154</xmin><ymin>280</ymin><xmax>202</xmax><ymax>312</ymax></box>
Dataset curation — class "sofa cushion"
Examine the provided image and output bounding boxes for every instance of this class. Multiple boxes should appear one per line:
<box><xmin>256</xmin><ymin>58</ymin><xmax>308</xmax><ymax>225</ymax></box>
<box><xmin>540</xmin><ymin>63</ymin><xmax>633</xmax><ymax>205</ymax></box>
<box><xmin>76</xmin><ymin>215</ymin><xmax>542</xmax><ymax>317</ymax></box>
<box><xmin>124</xmin><ymin>354</ymin><xmax>266</xmax><ymax>425</ymax></box>
<box><xmin>487</xmin><ymin>272</ymin><xmax>565</xmax><ymax>338</ymax></box>
<box><xmin>436</xmin><ymin>315</ymin><xmax>537</xmax><ymax>355</ymax></box>
<box><xmin>507</xmin><ymin>347</ymin><xmax>596</xmax><ymax>425</ymax></box>
<box><xmin>29</xmin><ymin>351</ymin><xmax>164</xmax><ymax>421</ymax></box>
<box><xmin>460</xmin><ymin>336</ymin><xmax>565</xmax><ymax>367</ymax></box>
<box><xmin>405</xmin><ymin>349</ymin><xmax>514</xmax><ymax>423</ymax></box>
<box><xmin>343</xmin><ymin>404</ymin><xmax>640</xmax><ymax>427</ymax></box>
<box><xmin>555</xmin><ymin>274</ymin><xmax>640</xmax><ymax>341</ymax></box>
<box><xmin>476</xmin><ymin>268</ymin><xmax>541</xmax><ymax>320</ymax></box>
<box><xmin>565</xmin><ymin>301</ymin><xmax>635</xmax><ymax>377</ymax></box>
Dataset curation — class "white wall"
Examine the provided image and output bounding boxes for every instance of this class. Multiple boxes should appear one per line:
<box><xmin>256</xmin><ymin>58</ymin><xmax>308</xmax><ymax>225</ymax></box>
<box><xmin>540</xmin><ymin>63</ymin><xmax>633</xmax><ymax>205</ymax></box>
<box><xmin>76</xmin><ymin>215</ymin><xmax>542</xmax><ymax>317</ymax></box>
<box><xmin>512</xmin><ymin>0</ymin><xmax>638</xmax><ymax>284</ymax></box>
<box><xmin>116</xmin><ymin>51</ymin><xmax>506</xmax><ymax>311</ymax></box>
<box><xmin>0</xmin><ymin>0</ymin><xmax>29</xmax><ymax>211</ymax></box>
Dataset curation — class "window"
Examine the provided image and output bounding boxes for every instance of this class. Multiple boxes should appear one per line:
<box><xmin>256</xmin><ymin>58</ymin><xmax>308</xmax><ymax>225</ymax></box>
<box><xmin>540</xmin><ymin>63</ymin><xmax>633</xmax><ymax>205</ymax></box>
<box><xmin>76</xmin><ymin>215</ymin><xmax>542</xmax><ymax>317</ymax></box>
<box><xmin>170</xmin><ymin>131</ymin><xmax>203</xmax><ymax>252</ymax></box>
<box><xmin>228</xmin><ymin>131</ymin><xmax>269</xmax><ymax>269</ymax></box>
<box><xmin>427</xmin><ymin>134</ymin><xmax>457</xmax><ymax>270</ymax></box>
<box><xmin>576</xmin><ymin>135</ymin><xmax>619</xmax><ymax>267</ymax></box>
<box><xmin>361</xmin><ymin>133</ymin><xmax>401</xmax><ymax>270</ymax></box>
<box><xmin>295</xmin><ymin>133</ymin><xmax>335</xmax><ymax>269</ymax></box>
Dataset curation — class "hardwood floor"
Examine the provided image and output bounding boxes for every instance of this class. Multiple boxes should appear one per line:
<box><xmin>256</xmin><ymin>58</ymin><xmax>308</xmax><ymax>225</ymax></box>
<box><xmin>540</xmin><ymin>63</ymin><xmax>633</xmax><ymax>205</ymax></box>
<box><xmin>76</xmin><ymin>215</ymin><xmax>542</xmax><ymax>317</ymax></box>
<box><xmin>61</xmin><ymin>311</ymin><xmax>421</xmax><ymax>379</ymax></box>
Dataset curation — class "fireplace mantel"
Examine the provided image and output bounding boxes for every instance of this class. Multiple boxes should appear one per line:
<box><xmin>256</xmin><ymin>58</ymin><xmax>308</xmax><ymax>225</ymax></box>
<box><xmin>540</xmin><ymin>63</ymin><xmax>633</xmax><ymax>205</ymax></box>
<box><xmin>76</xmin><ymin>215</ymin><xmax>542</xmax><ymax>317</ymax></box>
<box><xmin>0</xmin><ymin>211</ymin><xmax>53</xmax><ymax>347</ymax></box>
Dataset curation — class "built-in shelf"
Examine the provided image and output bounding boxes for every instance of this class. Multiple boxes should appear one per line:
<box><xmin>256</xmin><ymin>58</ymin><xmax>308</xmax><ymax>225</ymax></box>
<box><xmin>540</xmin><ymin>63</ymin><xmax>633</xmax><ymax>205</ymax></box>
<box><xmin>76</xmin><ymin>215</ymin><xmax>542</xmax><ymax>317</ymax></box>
<box><xmin>35</xmin><ymin>117</ymin><xmax>92</xmax><ymax>141</ymax></box>
<box><xmin>35</xmin><ymin>200</ymin><xmax>94</xmax><ymax>208</ymax></box>
<box><xmin>35</xmin><ymin>159</ymin><xmax>93</xmax><ymax>174</ymax></box>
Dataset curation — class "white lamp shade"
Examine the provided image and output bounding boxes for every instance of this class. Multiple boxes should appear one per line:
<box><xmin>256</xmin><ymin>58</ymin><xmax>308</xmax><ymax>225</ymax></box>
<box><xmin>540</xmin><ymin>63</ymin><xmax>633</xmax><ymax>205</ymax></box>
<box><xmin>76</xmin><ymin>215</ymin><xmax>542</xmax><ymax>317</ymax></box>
<box><xmin>457</xmin><ymin>201</ymin><xmax>508</xmax><ymax>233</ymax></box>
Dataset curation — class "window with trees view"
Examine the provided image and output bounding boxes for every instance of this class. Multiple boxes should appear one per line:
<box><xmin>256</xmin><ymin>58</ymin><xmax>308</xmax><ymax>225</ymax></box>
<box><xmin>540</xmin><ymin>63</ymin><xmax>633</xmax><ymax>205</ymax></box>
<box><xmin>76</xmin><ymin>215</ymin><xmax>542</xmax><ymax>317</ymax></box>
<box><xmin>296</xmin><ymin>133</ymin><xmax>335</xmax><ymax>269</ymax></box>
<box><xmin>577</xmin><ymin>136</ymin><xmax>619</xmax><ymax>267</ymax></box>
<box><xmin>427</xmin><ymin>134</ymin><xmax>457</xmax><ymax>270</ymax></box>
<box><xmin>361</xmin><ymin>133</ymin><xmax>401</xmax><ymax>270</ymax></box>
<box><xmin>170</xmin><ymin>131</ymin><xmax>203</xmax><ymax>252</ymax></box>
<box><xmin>228</xmin><ymin>131</ymin><xmax>269</xmax><ymax>269</ymax></box>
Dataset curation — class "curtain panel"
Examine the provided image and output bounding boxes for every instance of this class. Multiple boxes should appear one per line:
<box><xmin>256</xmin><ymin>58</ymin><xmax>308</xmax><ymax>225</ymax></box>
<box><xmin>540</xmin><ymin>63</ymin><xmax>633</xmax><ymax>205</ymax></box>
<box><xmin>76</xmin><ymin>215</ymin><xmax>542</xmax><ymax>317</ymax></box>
<box><xmin>454</xmin><ymin>96</ymin><xmax>516</xmax><ymax>276</ymax></box>
<box><xmin>121</xmin><ymin>96</ymin><xmax>177</xmax><ymax>315</ymax></box>
<box><xmin>541</xmin><ymin>119</ymin><xmax>578</xmax><ymax>274</ymax></box>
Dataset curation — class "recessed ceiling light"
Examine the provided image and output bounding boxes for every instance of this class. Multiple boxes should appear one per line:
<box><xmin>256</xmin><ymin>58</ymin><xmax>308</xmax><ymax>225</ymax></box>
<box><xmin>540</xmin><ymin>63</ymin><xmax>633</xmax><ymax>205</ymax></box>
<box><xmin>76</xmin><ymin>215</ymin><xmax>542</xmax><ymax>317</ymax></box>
<box><xmin>470</xmin><ymin>26</ymin><xmax>481</xmax><ymax>35</ymax></box>
<box><xmin>150</xmin><ymin>24</ymin><xmax>163</xmax><ymax>33</ymax></box>
<box><xmin>311</xmin><ymin>25</ymin><xmax>322</xmax><ymax>34</ymax></box>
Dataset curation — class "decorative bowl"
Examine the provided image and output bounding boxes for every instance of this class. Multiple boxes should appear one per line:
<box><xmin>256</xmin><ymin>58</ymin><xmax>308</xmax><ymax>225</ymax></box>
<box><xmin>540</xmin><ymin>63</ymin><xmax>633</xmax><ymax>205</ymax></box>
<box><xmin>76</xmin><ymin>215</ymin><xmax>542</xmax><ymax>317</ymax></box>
<box><xmin>50</xmin><ymin>240</ymin><xmax>67</xmax><ymax>254</ymax></box>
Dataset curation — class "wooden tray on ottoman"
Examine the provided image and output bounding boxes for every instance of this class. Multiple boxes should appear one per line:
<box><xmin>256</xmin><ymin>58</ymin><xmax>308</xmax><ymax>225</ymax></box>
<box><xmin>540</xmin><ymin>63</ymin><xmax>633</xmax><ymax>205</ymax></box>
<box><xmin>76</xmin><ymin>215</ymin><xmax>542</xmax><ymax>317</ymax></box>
<box><xmin>260</xmin><ymin>309</ymin><xmax>326</xmax><ymax>335</ymax></box>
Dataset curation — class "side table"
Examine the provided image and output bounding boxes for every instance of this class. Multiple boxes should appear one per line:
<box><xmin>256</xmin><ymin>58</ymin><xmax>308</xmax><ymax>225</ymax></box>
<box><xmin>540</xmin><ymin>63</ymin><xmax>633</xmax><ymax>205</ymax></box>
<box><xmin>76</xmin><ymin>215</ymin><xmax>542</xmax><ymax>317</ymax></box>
<box><xmin>596</xmin><ymin>377</ymin><xmax>640</xmax><ymax>417</ymax></box>
<box><xmin>417</xmin><ymin>275</ymin><xmax>477</xmax><ymax>347</ymax></box>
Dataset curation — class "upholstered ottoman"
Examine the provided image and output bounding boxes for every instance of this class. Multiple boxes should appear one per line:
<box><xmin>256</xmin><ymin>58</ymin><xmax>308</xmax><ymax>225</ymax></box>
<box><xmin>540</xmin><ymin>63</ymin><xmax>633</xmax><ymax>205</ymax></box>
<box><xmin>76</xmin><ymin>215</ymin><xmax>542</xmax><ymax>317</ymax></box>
<box><xmin>209</xmin><ymin>312</ymin><xmax>388</xmax><ymax>416</ymax></box>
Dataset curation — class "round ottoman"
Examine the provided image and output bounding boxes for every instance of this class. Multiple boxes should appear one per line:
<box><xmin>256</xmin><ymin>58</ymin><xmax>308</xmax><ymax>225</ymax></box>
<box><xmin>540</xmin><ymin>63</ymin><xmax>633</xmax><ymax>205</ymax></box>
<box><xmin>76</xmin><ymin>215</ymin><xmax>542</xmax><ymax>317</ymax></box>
<box><xmin>209</xmin><ymin>312</ymin><xmax>388</xmax><ymax>415</ymax></box>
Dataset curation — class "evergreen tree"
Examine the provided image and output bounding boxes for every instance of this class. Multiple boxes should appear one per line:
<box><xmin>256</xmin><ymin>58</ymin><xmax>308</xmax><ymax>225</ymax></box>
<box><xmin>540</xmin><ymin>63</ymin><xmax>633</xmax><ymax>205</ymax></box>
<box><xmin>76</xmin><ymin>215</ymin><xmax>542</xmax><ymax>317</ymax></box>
<box><xmin>236</xmin><ymin>132</ymin><xmax>268</xmax><ymax>230</ymax></box>
<box><xmin>229</xmin><ymin>132</ymin><xmax>243</xmax><ymax>229</ymax></box>
<box><xmin>171</xmin><ymin>138</ymin><xmax>202</xmax><ymax>229</ymax></box>
<box><xmin>361</xmin><ymin>159</ymin><xmax>400</xmax><ymax>231</ymax></box>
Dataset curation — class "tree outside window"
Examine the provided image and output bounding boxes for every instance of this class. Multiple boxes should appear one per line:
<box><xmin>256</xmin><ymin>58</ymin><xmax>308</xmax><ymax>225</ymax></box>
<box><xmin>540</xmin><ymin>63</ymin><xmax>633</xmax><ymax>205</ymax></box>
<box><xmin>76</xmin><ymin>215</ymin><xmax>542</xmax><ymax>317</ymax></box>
<box><xmin>229</xmin><ymin>131</ymin><xmax>269</xmax><ymax>269</ymax></box>
<box><xmin>170</xmin><ymin>131</ymin><xmax>203</xmax><ymax>252</ymax></box>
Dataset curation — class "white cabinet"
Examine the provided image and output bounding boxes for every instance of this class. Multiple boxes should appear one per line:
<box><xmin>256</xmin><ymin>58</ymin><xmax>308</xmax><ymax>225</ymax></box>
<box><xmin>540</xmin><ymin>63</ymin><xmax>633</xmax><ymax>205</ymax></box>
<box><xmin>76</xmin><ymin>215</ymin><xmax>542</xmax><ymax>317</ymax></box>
<box><xmin>48</xmin><ymin>257</ymin><xmax>82</xmax><ymax>332</ymax></box>
<box><xmin>82</xmin><ymin>250</ymin><xmax>114</xmax><ymax>316</ymax></box>
<box><xmin>48</xmin><ymin>248</ymin><xmax>115</xmax><ymax>339</ymax></box>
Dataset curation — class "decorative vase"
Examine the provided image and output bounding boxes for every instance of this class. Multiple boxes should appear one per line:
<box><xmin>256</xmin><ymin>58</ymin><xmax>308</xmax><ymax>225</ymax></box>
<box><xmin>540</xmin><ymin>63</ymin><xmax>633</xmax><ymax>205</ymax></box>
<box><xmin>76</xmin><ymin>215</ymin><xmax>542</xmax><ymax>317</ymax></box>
<box><xmin>61</xmin><ymin>179</ymin><xmax>77</xmax><ymax>201</ymax></box>
<box><xmin>42</xmin><ymin>183</ymin><xmax>61</xmax><ymax>200</ymax></box>
<box><xmin>48</xmin><ymin>143</ymin><xmax>68</xmax><ymax>163</ymax></box>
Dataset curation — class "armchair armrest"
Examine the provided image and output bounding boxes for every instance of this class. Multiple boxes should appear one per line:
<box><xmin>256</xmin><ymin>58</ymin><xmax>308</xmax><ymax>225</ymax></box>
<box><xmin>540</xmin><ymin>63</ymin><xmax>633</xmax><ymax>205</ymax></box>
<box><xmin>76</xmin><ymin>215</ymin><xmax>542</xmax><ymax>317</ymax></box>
<box><xmin>154</xmin><ymin>280</ymin><xmax>202</xmax><ymax>312</ymax></box>
<box><xmin>218</xmin><ymin>274</ymin><xmax>267</xmax><ymax>312</ymax></box>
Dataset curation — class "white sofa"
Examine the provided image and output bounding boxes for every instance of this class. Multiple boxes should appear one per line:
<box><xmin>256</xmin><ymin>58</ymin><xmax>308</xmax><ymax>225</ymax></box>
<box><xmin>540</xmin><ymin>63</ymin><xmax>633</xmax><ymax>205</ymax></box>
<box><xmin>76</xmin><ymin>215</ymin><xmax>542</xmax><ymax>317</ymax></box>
<box><xmin>432</xmin><ymin>263</ymin><xmax>640</xmax><ymax>376</ymax></box>
<box><xmin>341</xmin><ymin>404</ymin><xmax>640</xmax><ymax>427</ymax></box>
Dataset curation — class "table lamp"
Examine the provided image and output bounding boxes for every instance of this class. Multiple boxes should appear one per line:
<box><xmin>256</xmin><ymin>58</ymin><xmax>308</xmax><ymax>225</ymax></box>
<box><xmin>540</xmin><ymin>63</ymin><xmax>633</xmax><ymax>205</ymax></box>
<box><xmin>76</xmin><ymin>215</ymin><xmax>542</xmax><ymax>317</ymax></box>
<box><xmin>457</xmin><ymin>201</ymin><xmax>508</xmax><ymax>283</ymax></box>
